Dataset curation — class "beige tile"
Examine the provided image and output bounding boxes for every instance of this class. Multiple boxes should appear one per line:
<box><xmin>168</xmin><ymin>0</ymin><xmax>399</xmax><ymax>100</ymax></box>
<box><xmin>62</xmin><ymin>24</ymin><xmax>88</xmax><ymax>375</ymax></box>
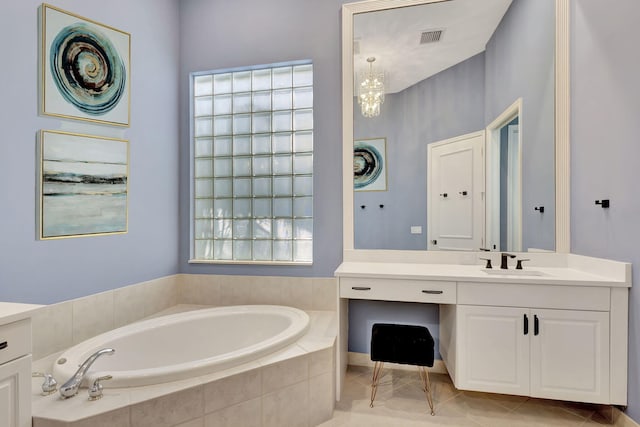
<box><xmin>179</xmin><ymin>274</ymin><xmax>221</xmax><ymax>306</ymax></box>
<box><xmin>72</xmin><ymin>291</ymin><xmax>114</xmax><ymax>344</ymax></box>
<box><xmin>281</xmin><ymin>277</ymin><xmax>313</xmax><ymax>310</ymax></box>
<box><xmin>142</xmin><ymin>275</ymin><xmax>179</xmax><ymax>316</ymax></box>
<box><xmin>263</xmin><ymin>381</ymin><xmax>309</xmax><ymax>427</ymax></box>
<box><xmin>310</xmin><ymin>372</ymin><xmax>335</xmax><ymax>426</ymax></box>
<box><xmin>312</xmin><ymin>278</ymin><xmax>337</xmax><ymax>311</ymax></box>
<box><xmin>68</xmin><ymin>408</ymin><xmax>131</xmax><ymax>427</ymax></box>
<box><xmin>32</xmin><ymin>418</ymin><xmax>67</xmax><ymax>427</ymax></box>
<box><xmin>254</xmin><ymin>276</ymin><xmax>285</xmax><ymax>305</ymax></box>
<box><xmin>113</xmin><ymin>283</ymin><xmax>148</xmax><ymax>328</ymax></box>
<box><xmin>32</xmin><ymin>301</ymin><xmax>73</xmax><ymax>359</ymax></box>
<box><xmin>205</xmin><ymin>397</ymin><xmax>261</xmax><ymax>427</ymax></box>
<box><xmin>203</xmin><ymin>366</ymin><xmax>262</xmax><ymax>413</ymax></box>
<box><xmin>130</xmin><ymin>385</ymin><xmax>204</xmax><ymax>427</ymax></box>
<box><xmin>174</xmin><ymin>418</ymin><xmax>205</xmax><ymax>427</ymax></box>
<box><xmin>309</xmin><ymin>346</ymin><xmax>334</xmax><ymax>377</ymax></box>
<box><xmin>261</xmin><ymin>352</ymin><xmax>309</xmax><ymax>394</ymax></box>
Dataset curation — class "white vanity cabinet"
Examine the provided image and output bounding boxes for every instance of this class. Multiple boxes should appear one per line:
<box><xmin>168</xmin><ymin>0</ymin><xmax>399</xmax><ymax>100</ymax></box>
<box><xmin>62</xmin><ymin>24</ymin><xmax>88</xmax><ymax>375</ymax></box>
<box><xmin>443</xmin><ymin>281</ymin><xmax>622</xmax><ymax>405</ymax></box>
<box><xmin>0</xmin><ymin>305</ymin><xmax>39</xmax><ymax>427</ymax></box>
<box><xmin>0</xmin><ymin>353</ymin><xmax>31</xmax><ymax>427</ymax></box>
<box><xmin>336</xmin><ymin>258</ymin><xmax>630</xmax><ymax>406</ymax></box>
<box><xmin>454</xmin><ymin>305</ymin><xmax>610</xmax><ymax>403</ymax></box>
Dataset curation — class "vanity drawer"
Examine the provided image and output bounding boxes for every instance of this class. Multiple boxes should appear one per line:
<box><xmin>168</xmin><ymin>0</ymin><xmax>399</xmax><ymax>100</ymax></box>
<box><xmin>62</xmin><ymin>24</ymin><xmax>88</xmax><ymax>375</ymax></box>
<box><xmin>457</xmin><ymin>282</ymin><xmax>610</xmax><ymax>311</ymax></box>
<box><xmin>0</xmin><ymin>319</ymin><xmax>31</xmax><ymax>365</ymax></box>
<box><xmin>340</xmin><ymin>277</ymin><xmax>456</xmax><ymax>304</ymax></box>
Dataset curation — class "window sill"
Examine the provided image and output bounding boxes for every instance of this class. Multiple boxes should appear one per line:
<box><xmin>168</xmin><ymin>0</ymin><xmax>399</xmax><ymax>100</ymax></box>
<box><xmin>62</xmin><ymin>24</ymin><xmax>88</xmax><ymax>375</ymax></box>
<box><xmin>188</xmin><ymin>259</ymin><xmax>313</xmax><ymax>266</ymax></box>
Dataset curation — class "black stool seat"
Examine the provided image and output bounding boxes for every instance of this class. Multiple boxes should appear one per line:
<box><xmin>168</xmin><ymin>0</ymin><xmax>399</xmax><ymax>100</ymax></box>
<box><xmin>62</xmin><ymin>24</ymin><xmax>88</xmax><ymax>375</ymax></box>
<box><xmin>371</xmin><ymin>323</ymin><xmax>435</xmax><ymax>367</ymax></box>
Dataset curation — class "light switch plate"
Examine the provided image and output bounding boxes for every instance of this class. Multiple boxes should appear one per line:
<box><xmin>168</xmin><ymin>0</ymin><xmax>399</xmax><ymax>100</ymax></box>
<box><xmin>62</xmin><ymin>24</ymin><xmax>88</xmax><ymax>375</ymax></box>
<box><xmin>410</xmin><ymin>226</ymin><xmax>422</xmax><ymax>234</ymax></box>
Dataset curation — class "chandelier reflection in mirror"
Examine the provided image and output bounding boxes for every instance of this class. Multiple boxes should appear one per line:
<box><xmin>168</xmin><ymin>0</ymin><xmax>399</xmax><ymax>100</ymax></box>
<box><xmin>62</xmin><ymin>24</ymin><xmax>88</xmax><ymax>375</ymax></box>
<box><xmin>357</xmin><ymin>57</ymin><xmax>385</xmax><ymax>118</ymax></box>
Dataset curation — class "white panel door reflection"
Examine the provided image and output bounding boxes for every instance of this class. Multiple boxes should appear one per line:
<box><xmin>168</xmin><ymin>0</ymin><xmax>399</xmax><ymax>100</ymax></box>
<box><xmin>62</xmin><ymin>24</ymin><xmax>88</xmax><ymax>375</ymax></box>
<box><xmin>427</xmin><ymin>131</ymin><xmax>484</xmax><ymax>251</ymax></box>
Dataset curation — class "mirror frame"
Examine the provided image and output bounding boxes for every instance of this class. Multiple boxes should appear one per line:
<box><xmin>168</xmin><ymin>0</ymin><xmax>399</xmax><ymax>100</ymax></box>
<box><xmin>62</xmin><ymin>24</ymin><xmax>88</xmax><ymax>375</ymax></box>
<box><xmin>342</xmin><ymin>0</ymin><xmax>570</xmax><ymax>258</ymax></box>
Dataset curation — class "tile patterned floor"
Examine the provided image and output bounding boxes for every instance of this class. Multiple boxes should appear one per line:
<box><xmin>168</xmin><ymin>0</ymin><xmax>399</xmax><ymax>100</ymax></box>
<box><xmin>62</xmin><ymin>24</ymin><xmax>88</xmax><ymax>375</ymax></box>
<box><xmin>319</xmin><ymin>366</ymin><xmax>613</xmax><ymax>427</ymax></box>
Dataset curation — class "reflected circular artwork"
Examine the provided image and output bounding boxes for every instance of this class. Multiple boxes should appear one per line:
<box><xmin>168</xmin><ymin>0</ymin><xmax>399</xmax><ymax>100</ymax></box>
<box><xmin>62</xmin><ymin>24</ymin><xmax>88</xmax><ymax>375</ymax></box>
<box><xmin>50</xmin><ymin>23</ymin><xmax>126</xmax><ymax>115</ymax></box>
<box><xmin>354</xmin><ymin>142</ymin><xmax>384</xmax><ymax>189</ymax></box>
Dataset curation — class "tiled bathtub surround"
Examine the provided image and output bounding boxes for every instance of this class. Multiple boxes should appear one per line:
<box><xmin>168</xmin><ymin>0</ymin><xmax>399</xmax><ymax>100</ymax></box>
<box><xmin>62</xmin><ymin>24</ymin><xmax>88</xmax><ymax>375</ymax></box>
<box><xmin>32</xmin><ymin>332</ymin><xmax>335</xmax><ymax>427</ymax></box>
<box><xmin>31</xmin><ymin>275</ymin><xmax>179</xmax><ymax>360</ymax></box>
<box><xmin>31</xmin><ymin>274</ymin><xmax>337</xmax><ymax>360</ymax></box>
<box><xmin>30</xmin><ymin>274</ymin><xmax>338</xmax><ymax>427</ymax></box>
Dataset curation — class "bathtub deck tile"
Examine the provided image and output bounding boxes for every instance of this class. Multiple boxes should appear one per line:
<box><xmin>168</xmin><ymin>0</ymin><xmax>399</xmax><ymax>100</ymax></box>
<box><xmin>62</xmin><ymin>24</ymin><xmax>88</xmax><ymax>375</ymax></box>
<box><xmin>31</xmin><ymin>383</ymin><xmax>131</xmax><ymax>424</ymax></box>
<box><xmin>175</xmin><ymin>417</ymin><xmax>205</xmax><ymax>427</ymax></box>
<box><xmin>309</xmin><ymin>346</ymin><xmax>335</xmax><ymax>377</ymax></box>
<box><xmin>128</xmin><ymin>376</ymin><xmax>205</xmax><ymax>406</ymax></box>
<box><xmin>205</xmin><ymin>397</ymin><xmax>262</xmax><ymax>427</ymax></box>
<box><xmin>260</xmin><ymin>350</ymin><xmax>309</xmax><ymax>394</ymax></box>
<box><xmin>263</xmin><ymin>380</ymin><xmax>309</xmax><ymax>427</ymax></box>
<box><xmin>309</xmin><ymin>372</ymin><xmax>336</xmax><ymax>426</ymax></box>
<box><xmin>130</xmin><ymin>384</ymin><xmax>204</xmax><ymax>427</ymax></box>
<box><xmin>203</xmin><ymin>366</ymin><xmax>262</xmax><ymax>414</ymax></box>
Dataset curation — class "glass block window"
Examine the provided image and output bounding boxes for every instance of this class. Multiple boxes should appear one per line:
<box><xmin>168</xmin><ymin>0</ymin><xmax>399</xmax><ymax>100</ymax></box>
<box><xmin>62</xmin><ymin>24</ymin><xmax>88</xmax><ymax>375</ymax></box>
<box><xmin>191</xmin><ymin>62</ymin><xmax>313</xmax><ymax>263</ymax></box>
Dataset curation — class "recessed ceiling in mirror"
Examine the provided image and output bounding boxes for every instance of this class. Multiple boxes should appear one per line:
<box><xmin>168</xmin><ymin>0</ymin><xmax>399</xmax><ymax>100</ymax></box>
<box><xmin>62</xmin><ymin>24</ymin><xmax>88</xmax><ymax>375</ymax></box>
<box><xmin>352</xmin><ymin>0</ymin><xmax>556</xmax><ymax>252</ymax></box>
<box><xmin>353</xmin><ymin>0</ymin><xmax>513</xmax><ymax>94</ymax></box>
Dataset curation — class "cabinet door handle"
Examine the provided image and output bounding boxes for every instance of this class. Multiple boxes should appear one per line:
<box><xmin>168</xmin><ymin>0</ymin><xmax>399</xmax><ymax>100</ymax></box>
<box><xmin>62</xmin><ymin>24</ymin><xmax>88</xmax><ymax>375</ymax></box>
<box><xmin>534</xmin><ymin>315</ymin><xmax>539</xmax><ymax>336</ymax></box>
<box><xmin>524</xmin><ymin>314</ymin><xmax>529</xmax><ymax>335</ymax></box>
<box><xmin>421</xmin><ymin>290</ymin><xmax>443</xmax><ymax>294</ymax></box>
<box><xmin>0</xmin><ymin>341</ymin><xmax>7</xmax><ymax>350</ymax></box>
<box><xmin>351</xmin><ymin>286</ymin><xmax>371</xmax><ymax>291</ymax></box>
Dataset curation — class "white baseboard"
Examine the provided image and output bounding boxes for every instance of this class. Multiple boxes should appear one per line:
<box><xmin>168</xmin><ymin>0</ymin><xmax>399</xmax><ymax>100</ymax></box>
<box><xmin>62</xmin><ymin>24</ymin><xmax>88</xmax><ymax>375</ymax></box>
<box><xmin>348</xmin><ymin>351</ymin><xmax>448</xmax><ymax>375</ymax></box>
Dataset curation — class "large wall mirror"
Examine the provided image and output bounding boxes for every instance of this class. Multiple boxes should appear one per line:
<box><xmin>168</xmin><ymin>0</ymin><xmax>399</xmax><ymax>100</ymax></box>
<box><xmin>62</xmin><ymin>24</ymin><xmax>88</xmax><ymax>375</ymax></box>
<box><xmin>342</xmin><ymin>0</ymin><xmax>570</xmax><ymax>256</ymax></box>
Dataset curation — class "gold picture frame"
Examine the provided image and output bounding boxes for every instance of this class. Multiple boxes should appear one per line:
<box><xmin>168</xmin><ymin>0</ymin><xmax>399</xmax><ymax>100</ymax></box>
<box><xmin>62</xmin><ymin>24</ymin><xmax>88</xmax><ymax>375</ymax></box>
<box><xmin>38</xmin><ymin>130</ymin><xmax>129</xmax><ymax>239</ymax></box>
<box><xmin>41</xmin><ymin>4</ymin><xmax>131</xmax><ymax>126</ymax></box>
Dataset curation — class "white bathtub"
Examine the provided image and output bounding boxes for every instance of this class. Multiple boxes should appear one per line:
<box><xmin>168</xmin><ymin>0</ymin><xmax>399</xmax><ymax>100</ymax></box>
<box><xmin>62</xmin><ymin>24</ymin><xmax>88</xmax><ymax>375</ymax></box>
<box><xmin>52</xmin><ymin>305</ymin><xmax>310</xmax><ymax>388</ymax></box>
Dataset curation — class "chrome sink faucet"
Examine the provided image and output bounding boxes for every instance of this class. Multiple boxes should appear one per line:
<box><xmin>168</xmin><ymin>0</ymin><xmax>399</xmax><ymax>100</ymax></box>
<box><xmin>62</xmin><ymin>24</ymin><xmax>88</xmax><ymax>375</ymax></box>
<box><xmin>60</xmin><ymin>348</ymin><xmax>115</xmax><ymax>398</ymax></box>
<box><xmin>500</xmin><ymin>253</ymin><xmax>516</xmax><ymax>269</ymax></box>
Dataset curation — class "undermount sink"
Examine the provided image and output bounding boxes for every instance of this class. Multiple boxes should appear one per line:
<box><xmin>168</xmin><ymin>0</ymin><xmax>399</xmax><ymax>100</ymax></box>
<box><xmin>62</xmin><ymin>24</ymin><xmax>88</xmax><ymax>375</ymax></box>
<box><xmin>482</xmin><ymin>269</ymin><xmax>547</xmax><ymax>277</ymax></box>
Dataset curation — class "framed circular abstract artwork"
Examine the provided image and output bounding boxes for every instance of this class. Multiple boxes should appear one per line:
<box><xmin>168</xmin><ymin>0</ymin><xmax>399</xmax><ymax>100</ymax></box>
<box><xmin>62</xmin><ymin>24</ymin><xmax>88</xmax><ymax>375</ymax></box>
<box><xmin>354</xmin><ymin>138</ymin><xmax>387</xmax><ymax>191</ymax></box>
<box><xmin>41</xmin><ymin>4</ymin><xmax>131</xmax><ymax>127</ymax></box>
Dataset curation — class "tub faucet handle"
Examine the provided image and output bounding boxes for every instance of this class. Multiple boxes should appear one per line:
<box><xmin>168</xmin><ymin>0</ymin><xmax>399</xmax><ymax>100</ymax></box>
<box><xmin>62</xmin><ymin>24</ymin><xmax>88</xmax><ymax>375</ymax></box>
<box><xmin>60</xmin><ymin>347</ymin><xmax>115</xmax><ymax>399</ymax></box>
<box><xmin>88</xmin><ymin>375</ymin><xmax>112</xmax><ymax>401</ymax></box>
<box><xmin>32</xmin><ymin>372</ymin><xmax>58</xmax><ymax>395</ymax></box>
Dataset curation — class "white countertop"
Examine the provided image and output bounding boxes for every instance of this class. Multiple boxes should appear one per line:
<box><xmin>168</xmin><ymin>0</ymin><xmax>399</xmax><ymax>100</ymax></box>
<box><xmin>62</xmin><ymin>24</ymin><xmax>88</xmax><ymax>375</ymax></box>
<box><xmin>0</xmin><ymin>302</ymin><xmax>43</xmax><ymax>325</ymax></box>
<box><xmin>335</xmin><ymin>261</ymin><xmax>631</xmax><ymax>287</ymax></box>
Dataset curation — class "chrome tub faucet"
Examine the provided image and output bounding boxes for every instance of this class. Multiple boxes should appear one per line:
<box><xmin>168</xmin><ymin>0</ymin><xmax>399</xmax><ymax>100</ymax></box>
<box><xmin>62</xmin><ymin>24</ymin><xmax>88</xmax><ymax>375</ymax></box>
<box><xmin>59</xmin><ymin>348</ymin><xmax>115</xmax><ymax>398</ymax></box>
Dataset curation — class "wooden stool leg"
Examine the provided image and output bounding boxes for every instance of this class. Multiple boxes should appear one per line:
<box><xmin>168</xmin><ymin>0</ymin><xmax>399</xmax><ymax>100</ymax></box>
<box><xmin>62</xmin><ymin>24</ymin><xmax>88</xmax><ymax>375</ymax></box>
<box><xmin>370</xmin><ymin>361</ymin><xmax>384</xmax><ymax>408</ymax></box>
<box><xmin>418</xmin><ymin>366</ymin><xmax>435</xmax><ymax>416</ymax></box>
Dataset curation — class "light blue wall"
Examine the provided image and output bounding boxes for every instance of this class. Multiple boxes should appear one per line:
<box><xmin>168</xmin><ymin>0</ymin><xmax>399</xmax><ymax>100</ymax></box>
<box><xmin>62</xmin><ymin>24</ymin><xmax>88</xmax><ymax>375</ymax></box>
<box><xmin>571</xmin><ymin>0</ymin><xmax>640</xmax><ymax>420</ymax></box>
<box><xmin>178</xmin><ymin>0</ymin><xmax>344</xmax><ymax>277</ymax></box>
<box><xmin>354</xmin><ymin>53</ymin><xmax>486</xmax><ymax>250</ymax></box>
<box><xmin>485</xmin><ymin>0</ymin><xmax>555</xmax><ymax>251</ymax></box>
<box><xmin>1</xmin><ymin>1</ymin><xmax>638</xmax><ymax>423</ymax></box>
<box><xmin>0</xmin><ymin>0</ymin><xmax>180</xmax><ymax>304</ymax></box>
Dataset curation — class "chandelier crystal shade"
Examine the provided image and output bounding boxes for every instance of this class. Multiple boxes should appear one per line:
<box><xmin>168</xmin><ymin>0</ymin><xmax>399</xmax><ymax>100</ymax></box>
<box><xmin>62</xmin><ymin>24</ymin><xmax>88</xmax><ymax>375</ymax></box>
<box><xmin>357</xmin><ymin>57</ymin><xmax>385</xmax><ymax>118</ymax></box>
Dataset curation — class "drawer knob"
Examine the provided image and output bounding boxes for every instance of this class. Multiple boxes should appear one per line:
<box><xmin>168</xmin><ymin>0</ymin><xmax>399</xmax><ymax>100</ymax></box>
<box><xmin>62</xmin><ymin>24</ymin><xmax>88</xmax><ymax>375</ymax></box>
<box><xmin>0</xmin><ymin>341</ymin><xmax>7</xmax><ymax>350</ymax></box>
<box><xmin>352</xmin><ymin>286</ymin><xmax>371</xmax><ymax>291</ymax></box>
<box><xmin>421</xmin><ymin>290</ymin><xmax>444</xmax><ymax>294</ymax></box>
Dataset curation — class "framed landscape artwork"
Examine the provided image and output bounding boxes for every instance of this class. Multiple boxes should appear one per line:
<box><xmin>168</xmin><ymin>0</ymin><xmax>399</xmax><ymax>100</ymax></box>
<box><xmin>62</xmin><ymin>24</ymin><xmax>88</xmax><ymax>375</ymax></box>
<box><xmin>41</xmin><ymin>4</ymin><xmax>131</xmax><ymax>126</ymax></box>
<box><xmin>39</xmin><ymin>130</ymin><xmax>129</xmax><ymax>239</ymax></box>
<box><xmin>354</xmin><ymin>137</ymin><xmax>387</xmax><ymax>192</ymax></box>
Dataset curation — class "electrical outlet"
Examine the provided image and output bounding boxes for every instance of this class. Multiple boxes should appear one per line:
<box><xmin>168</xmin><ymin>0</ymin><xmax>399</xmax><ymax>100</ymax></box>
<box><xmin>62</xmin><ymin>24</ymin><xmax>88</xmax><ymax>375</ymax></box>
<box><xmin>410</xmin><ymin>226</ymin><xmax>422</xmax><ymax>234</ymax></box>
